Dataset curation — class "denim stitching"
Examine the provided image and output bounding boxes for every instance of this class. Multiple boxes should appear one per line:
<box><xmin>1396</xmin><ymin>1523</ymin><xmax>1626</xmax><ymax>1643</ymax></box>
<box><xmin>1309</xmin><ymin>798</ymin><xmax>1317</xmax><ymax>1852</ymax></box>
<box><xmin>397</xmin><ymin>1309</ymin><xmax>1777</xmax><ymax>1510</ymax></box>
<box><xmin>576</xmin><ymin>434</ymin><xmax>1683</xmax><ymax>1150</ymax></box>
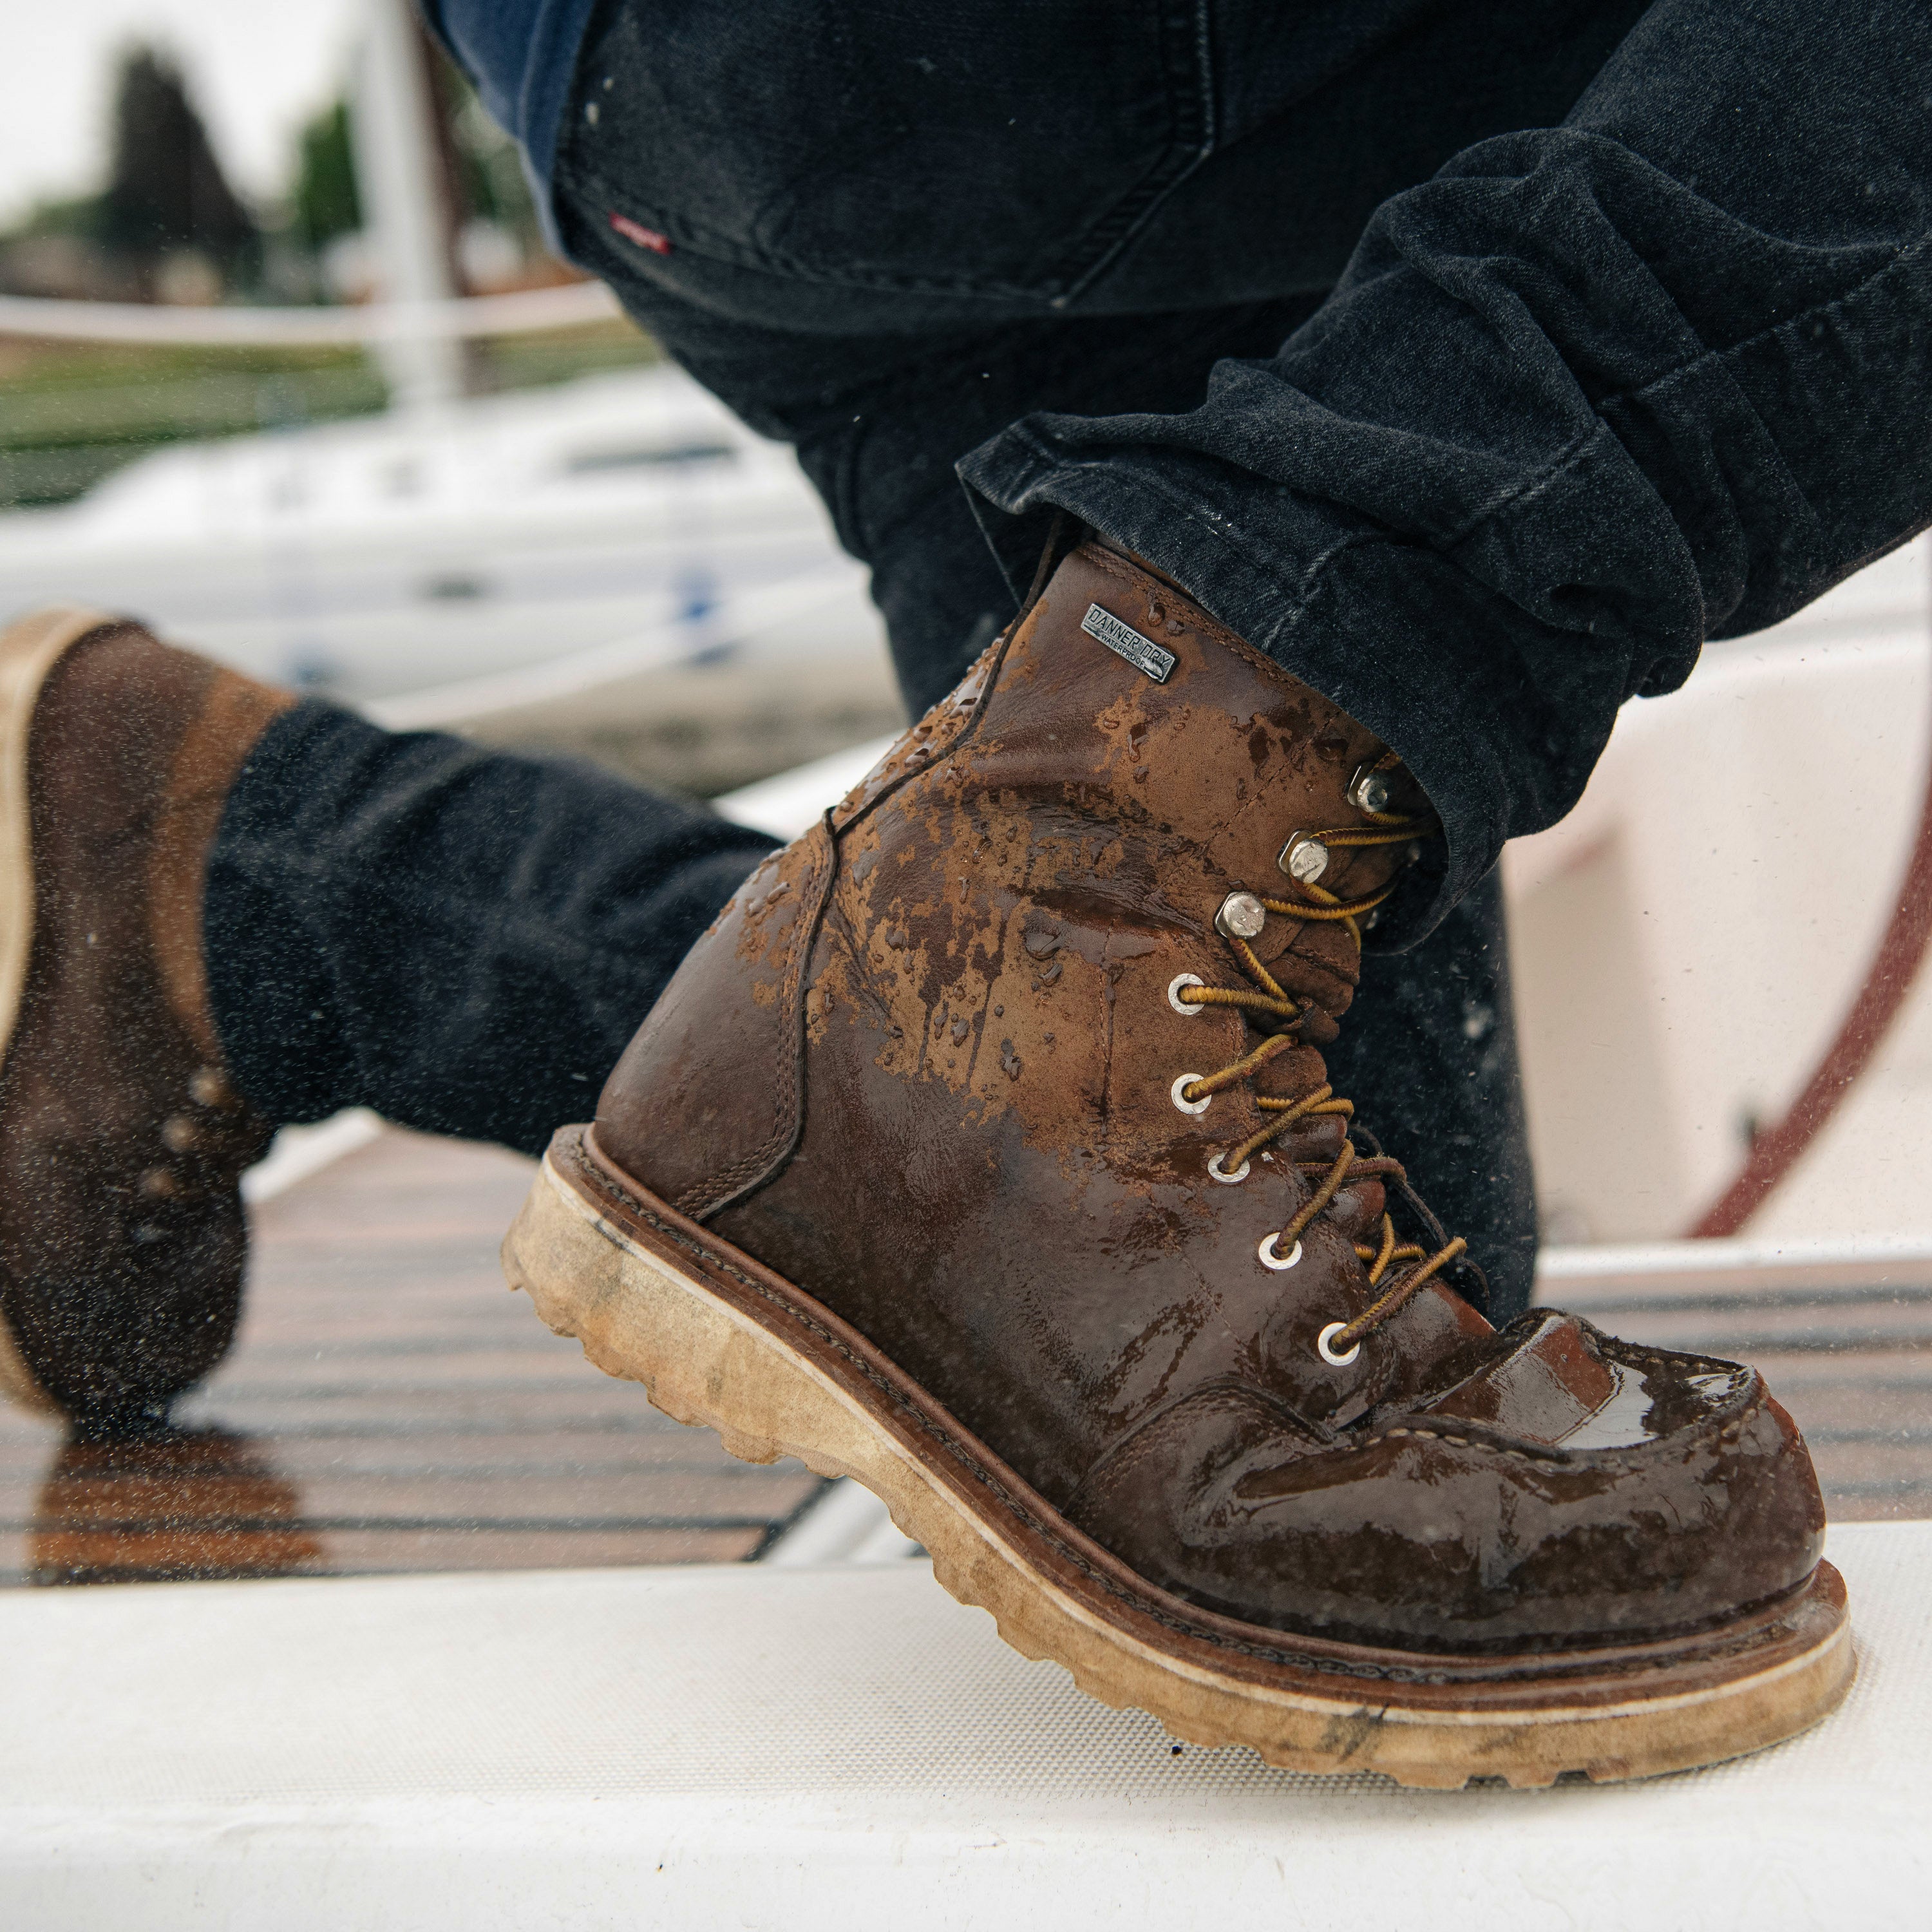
<box><xmin>991</xmin><ymin>229</ymin><xmax>1928</xmax><ymax>633</ymax></box>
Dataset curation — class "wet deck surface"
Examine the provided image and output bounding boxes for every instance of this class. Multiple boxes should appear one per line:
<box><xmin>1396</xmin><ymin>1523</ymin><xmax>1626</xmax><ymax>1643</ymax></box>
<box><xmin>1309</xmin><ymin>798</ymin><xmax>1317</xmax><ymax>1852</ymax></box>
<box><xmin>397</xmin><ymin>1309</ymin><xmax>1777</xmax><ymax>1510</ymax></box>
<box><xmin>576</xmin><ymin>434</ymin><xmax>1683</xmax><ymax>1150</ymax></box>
<box><xmin>0</xmin><ymin>1128</ymin><xmax>1926</xmax><ymax>1589</ymax></box>
<box><xmin>0</xmin><ymin>1130</ymin><xmax>825</xmax><ymax>1587</ymax></box>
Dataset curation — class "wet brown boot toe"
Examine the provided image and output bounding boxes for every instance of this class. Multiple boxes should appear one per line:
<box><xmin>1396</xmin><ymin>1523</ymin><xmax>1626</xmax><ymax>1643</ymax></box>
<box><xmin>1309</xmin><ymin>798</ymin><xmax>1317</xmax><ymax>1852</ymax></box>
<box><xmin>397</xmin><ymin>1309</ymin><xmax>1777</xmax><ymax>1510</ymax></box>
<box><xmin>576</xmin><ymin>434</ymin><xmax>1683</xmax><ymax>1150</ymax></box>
<box><xmin>0</xmin><ymin>610</ymin><xmax>292</xmax><ymax>1430</ymax></box>
<box><xmin>505</xmin><ymin>542</ymin><xmax>1851</xmax><ymax>1787</ymax></box>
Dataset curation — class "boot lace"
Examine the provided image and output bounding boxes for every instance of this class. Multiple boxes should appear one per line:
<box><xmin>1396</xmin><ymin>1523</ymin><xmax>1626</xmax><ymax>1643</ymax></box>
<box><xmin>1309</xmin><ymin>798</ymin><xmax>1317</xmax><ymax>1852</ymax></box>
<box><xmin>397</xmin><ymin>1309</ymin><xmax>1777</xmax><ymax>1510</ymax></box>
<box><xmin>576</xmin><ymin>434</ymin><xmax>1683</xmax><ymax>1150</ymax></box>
<box><xmin>1169</xmin><ymin>772</ymin><xmax>1467</xmax><ymax>1368</ymax></box>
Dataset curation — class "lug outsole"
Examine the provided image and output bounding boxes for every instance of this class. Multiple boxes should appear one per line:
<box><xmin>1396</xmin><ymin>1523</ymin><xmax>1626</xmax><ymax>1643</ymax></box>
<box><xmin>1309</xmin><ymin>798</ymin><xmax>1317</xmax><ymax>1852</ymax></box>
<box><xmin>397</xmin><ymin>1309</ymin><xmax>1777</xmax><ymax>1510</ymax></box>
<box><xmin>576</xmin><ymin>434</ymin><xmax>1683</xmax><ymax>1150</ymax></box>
<box><xmin>502</xmin><ymin>1140</ymin><xmax>1855</xmax><ymax>1790</ymax></box>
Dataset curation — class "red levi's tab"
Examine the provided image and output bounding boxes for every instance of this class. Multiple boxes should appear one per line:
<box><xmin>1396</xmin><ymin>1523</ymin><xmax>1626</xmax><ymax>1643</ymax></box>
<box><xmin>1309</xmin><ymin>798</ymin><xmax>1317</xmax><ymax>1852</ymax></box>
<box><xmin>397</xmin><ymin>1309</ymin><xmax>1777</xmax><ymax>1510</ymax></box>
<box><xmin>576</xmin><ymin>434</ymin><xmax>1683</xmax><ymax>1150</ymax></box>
<box><xmin>608</xmin><ymin>213</ymin><xmax>672</xmax><ymax>255</ymax></box>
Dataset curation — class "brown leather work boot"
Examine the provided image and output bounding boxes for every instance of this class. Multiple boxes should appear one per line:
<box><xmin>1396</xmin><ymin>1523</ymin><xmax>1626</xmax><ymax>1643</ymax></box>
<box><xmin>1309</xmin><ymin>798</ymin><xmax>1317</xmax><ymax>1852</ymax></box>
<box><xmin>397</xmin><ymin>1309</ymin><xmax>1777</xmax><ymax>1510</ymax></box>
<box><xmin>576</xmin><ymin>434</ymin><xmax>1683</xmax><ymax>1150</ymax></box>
<box><xmin>0</xmin><ymin>609</ymin><xmax>292</xmax><ymax>1431</ymax></box>
<box><xmin>504</xmin><ymin>541</ymin><xmax>1851</xmax><ymax>1786</ymax></box>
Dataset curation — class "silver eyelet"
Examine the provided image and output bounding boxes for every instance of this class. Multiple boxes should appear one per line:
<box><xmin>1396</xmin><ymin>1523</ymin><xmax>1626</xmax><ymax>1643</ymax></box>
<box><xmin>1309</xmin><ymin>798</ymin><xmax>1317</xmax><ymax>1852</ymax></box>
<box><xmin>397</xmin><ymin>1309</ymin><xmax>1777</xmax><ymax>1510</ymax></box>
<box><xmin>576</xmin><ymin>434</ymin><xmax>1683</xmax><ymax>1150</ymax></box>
<box><xmin>1258</xmin><ymin>1233</ymin><xmax>1302</xmax><ymax>1271</ymax></box>
<box><xmin>1171</xmin><ymin>1074</ymin><xmax>1213</xmax><ymax>1115</ymax></box>
<box><xmin>1215</xmin><ymin>891</ymin><xmax>1267</xmax><ymax>940</ymax></box>
<box><xmin>1317</xmin><ymin>1321</ymin><xmax>1361</xmax><ymax>1367</ymax></box>
<box><xmin>1349</xmin><ymin>764</ymin><xmax>1393</xmax><ymax>815</ymax></box>
<box><xmin>1278</xmin><ymin>833</ymin><xmax>1329</xmax><ymax>884</ymax></box>
<box><xmin>1207</xmin><ymin>1151</ymin><xmax>1249</xmax><ymax>1185</ymax></box>
<box><xmin>1168</xmin><ymin>972</ymin><xmax>1206</xmax><ymax>1016</ymax></box>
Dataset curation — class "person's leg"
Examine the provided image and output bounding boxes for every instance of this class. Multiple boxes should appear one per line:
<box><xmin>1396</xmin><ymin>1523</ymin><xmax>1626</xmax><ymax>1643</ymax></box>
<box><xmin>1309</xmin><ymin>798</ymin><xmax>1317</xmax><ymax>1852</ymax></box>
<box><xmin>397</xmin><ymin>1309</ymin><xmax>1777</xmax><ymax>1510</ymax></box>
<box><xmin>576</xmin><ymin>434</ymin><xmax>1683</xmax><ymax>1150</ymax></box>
<box><xmin>513</xmin><ymin>0</ymin><xmax>1850</xmax><ymax>1766</ymax></box>
<box><xmin>960</xmin><ymin>0</ymin><xmax>1932</xmax><ymax>947</ymax></box>
<box><xmin>204</xmin><ymin>705</ymin><xmax>777</xmax><ymax>1155</ymax></box>
<box><xmin>1326</xmin><ymin>869</ymin><xmax>1537</xmax><ymax>1317</ymax></box>
<box><xmin>932</xmin><ymin>1</ymin><xmax>1925</xmax><ymax>1309</ymax></box>
<box><xmin>0</xmin><ymin>612</ymin><xmax>778</xmax><ymax>1426</ymax></box>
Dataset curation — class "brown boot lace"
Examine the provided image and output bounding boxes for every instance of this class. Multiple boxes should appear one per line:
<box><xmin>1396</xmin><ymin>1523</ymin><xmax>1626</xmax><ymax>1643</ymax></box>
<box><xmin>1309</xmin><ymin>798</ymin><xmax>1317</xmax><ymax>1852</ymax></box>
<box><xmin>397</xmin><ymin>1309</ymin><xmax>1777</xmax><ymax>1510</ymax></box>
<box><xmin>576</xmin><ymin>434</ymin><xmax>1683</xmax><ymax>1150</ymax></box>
<box><xmin>1168</xmin><ymin>764</ymin><xmax>1468</xmax><ymax>1369</ymax></box>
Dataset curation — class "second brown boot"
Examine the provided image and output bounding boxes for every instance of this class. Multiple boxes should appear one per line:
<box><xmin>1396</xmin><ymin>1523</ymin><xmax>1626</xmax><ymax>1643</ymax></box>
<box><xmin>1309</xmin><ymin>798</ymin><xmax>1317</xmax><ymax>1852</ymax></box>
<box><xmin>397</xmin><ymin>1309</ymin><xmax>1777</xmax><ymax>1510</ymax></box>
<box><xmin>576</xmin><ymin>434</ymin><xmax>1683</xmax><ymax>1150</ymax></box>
<box><xmin>504</xmin><ymin>542</ymin><xmax>1850</xmax><ymax>1787</ymax></box>
<box><xmin>0</xmin><ymin>609</ymin><xmax>292</xmax><ymax>1430</ymax></box>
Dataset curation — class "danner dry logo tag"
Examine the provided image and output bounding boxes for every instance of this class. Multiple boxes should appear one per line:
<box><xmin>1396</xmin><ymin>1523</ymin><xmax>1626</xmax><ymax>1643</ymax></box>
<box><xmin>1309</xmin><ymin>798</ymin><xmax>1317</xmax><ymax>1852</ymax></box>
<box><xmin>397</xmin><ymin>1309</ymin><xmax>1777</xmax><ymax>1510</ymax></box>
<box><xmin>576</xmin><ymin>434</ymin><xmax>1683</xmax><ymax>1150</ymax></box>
<box><xmin>1081</xmin><ymin>603</ymin><xmax>1176</xmax><ymax>683</ymax></box>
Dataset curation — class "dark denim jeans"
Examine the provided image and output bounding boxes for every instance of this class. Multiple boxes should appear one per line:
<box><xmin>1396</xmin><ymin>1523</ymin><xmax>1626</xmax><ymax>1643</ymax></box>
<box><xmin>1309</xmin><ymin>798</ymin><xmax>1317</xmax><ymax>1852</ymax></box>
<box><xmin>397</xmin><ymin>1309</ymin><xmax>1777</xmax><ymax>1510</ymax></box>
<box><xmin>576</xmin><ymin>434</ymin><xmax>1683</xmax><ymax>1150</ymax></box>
<box><xmin>209</xmin><ymin>0</ymin><xmax>1932</xmax><ymax>1323</ymax></box>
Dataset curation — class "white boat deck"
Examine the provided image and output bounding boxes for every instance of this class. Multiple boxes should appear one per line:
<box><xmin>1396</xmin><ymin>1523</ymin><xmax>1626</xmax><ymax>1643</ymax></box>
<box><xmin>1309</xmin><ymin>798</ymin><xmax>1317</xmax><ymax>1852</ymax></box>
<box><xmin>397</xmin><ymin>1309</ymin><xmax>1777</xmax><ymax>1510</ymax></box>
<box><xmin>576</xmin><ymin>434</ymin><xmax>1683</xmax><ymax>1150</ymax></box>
<box><xmin>1</xmin><ymin>1522</ymin><xmax>1923</xmax><ymax>1929</ymax></box>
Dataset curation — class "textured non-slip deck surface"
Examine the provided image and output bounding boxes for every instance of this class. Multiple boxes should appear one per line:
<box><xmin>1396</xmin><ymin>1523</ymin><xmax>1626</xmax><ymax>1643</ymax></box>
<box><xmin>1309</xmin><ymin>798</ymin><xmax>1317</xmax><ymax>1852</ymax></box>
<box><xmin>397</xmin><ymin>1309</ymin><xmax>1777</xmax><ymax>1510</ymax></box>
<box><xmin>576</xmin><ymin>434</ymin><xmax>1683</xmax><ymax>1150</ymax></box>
<box><xmin>0</xmin><ymin>1124</ymin><xmax>1928</xmax><ymax>1590</ymax></box>
<box><xmin>0</xmin><ymin>1523</ymin><xmax>1922</xmax><ymax>1929</ymax></box>
<box><xmin>0</xmin><ymin>1129</ymin><xmax>825</xmax><ymax>1587</ymax></box>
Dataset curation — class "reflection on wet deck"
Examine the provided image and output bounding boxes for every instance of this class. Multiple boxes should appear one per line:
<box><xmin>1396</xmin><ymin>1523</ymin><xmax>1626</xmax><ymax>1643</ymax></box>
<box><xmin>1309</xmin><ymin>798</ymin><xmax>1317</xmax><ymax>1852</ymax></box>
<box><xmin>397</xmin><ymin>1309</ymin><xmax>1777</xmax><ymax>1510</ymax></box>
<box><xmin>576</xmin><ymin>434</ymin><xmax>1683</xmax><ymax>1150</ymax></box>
<box><xmin>0</xmin><ymin>1130</ymin><xmax>826</xmax><ymax>1588</ymax></box>
<box><xmin>1</xmin><ymin>1126</ymin><xmax>1927</xmax><ymax>1589</ymax></box>
<box><xmin>27</xmin><ymin>1430</ymin><xmax>324</xmax><ymax>1587</ymax></box>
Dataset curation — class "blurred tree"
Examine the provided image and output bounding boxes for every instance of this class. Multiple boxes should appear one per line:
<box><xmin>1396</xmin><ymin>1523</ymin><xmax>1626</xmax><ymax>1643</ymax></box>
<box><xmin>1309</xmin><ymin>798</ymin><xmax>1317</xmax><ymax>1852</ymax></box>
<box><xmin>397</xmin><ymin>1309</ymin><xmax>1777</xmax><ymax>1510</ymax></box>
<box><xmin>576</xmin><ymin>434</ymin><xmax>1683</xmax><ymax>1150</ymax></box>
<box><xmin>290</xmin><ymin>100</ymin><xmax>362</xmax><ymax>254</ymax></box>
<box><xmin>288</xmin><ymin>52</ymin><xmax>545</xmax><ymax>301</ymax></box>
<box><xmin>96</xmin><ymin>46</ymin><xmax>260</xmax><ymax>296</ymax></box>
<box><xmin>6</xmin><ymin>196</ymin><xmax>103</xmax><ymax>243</ymax></box>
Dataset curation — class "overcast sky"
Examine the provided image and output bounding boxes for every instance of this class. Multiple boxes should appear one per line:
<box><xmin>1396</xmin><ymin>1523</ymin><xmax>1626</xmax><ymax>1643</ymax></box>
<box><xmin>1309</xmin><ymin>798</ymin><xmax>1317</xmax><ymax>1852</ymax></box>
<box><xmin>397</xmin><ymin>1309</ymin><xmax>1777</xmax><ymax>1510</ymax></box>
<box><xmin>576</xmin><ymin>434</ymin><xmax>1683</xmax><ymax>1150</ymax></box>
<box><xmin>1</xmin><ymin>0</ymin><xmax>363</xmax><ymax>225</ymax></box>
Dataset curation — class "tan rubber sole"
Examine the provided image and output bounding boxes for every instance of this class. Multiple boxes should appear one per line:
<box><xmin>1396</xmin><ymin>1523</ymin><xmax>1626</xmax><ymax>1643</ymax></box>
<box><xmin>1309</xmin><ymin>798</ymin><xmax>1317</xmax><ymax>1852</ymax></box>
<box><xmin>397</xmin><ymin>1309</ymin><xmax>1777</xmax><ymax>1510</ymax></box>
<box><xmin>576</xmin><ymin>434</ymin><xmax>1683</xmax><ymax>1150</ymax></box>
<box><xmin>504</xmin><ymin>1130</ymin><xmax>1855</xmax><ymax>1790</ymax></box>
<box><xmin>0</xmin><ymin>607</ymin><xmax>112</xmax><ymax>1417</ymax></box>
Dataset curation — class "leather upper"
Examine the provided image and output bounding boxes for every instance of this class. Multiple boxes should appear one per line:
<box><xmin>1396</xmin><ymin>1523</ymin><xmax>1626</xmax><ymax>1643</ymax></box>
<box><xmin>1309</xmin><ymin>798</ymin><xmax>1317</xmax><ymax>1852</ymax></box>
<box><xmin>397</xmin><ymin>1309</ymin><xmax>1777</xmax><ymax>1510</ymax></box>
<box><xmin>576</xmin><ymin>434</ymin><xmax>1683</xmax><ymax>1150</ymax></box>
<box><xmin>598</xmin><ymin>543</ymin><xmax>1826</xmax><ymax>1649</ymax></box>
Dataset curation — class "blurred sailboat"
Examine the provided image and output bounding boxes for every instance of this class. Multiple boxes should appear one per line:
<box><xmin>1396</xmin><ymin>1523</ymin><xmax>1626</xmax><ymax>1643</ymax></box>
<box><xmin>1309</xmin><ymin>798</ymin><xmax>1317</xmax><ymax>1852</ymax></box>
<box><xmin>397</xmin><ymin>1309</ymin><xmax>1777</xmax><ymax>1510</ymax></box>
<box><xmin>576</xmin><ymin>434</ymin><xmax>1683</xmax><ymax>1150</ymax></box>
<box><xmin>0</xmin><ymin>365</ymin><xmax>902</xmax><ymax>789</ymax></box>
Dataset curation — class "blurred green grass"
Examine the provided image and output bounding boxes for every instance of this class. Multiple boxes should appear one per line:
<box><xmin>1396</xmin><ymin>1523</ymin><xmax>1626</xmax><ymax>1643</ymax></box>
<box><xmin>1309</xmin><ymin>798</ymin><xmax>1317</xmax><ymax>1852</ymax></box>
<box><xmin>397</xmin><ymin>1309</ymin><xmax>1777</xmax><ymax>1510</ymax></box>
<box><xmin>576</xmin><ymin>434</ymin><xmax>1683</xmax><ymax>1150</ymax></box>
<box><xmin>0</xmin><ymin>319</ymin><xmax>659</xmax><ymax>510</ymax></box>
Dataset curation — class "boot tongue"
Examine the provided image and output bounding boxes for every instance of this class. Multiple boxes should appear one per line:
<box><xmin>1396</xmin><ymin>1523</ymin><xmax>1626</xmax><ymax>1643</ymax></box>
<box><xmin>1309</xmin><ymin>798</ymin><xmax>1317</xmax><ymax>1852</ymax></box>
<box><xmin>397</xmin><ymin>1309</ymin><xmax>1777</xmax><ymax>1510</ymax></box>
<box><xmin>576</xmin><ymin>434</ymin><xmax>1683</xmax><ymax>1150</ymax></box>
<box><xmin>1244</xmin><ymin>917</ymin><xmax>1361</xmax><ymax>1025</ymax></box>
<box><xmin>1249</xmin><ymin>1044</ymin><xmax>1329</xmax><ymax>1103</ymax></box>
<box><xmin>1265</xmin><ymin>1110</ymin><xmax>1498</xmax><ymax>1412</ymax></box>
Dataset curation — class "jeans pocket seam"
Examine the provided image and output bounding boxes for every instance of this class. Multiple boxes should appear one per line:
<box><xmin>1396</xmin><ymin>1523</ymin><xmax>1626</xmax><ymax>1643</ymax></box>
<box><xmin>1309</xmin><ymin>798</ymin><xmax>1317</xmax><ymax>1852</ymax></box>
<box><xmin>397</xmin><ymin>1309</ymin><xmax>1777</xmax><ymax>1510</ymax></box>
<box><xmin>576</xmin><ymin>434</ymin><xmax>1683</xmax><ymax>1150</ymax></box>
<box><xmin>1052</xmin><ymin>0</ymin><xmax>1220</xmax><ymax>306</ymax></box>
<box><xmin>559</xmin><ymin>0</ymin><xmax>1220</xmax><ymax>307</ymax></box>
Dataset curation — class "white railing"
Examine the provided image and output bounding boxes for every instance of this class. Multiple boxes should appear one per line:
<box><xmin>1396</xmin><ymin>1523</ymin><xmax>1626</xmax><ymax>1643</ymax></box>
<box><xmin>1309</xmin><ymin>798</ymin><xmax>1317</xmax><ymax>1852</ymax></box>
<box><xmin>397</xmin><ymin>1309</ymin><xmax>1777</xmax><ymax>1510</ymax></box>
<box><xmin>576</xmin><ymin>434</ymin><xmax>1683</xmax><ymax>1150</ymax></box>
<box><xmin>0</xmin><ymin>282</ymin><xmax>621</xmax><ymax>347</ymax></box>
